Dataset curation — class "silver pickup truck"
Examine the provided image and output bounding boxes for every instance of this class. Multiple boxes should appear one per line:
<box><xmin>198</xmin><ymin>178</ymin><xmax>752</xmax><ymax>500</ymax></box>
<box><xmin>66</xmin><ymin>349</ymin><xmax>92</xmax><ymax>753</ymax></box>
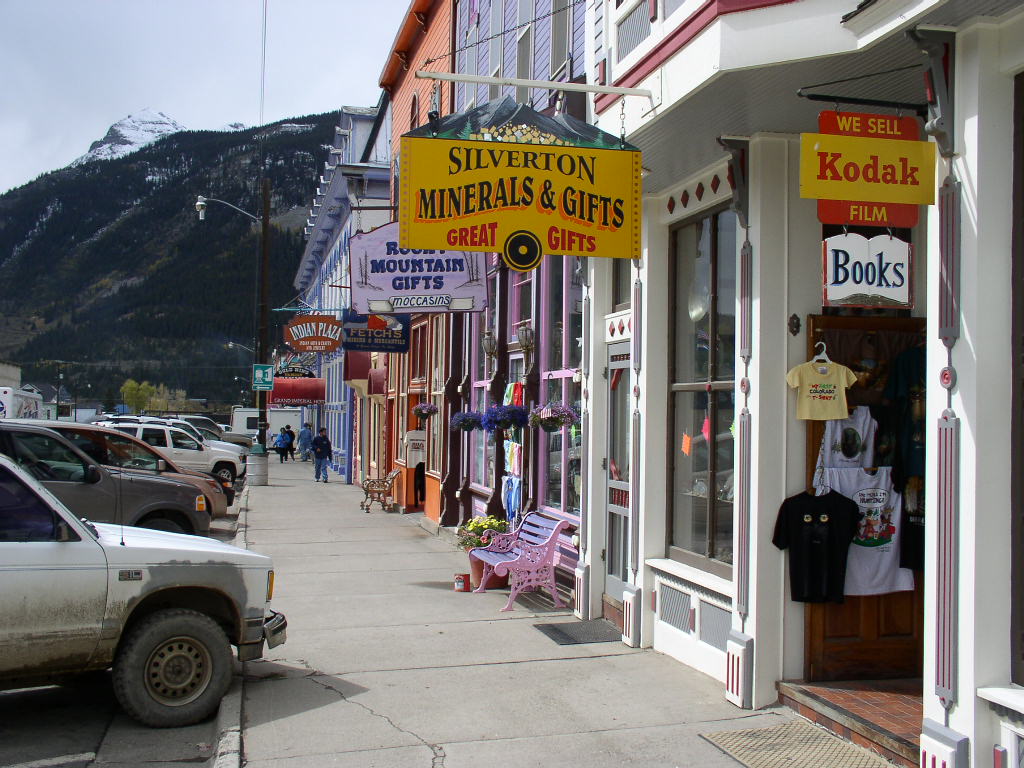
<box><xmin>0</xmin><ymin>455</ymin><xmax>286</xmax><ymax>727</ymax></box>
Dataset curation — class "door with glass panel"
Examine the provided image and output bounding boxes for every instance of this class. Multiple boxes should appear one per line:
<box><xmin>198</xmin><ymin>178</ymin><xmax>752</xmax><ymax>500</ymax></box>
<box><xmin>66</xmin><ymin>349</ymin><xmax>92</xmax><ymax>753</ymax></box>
<box><xmin>605</xmin><ymin>342</ymin><xmax>632</xmax><ymax>601</ymax></box>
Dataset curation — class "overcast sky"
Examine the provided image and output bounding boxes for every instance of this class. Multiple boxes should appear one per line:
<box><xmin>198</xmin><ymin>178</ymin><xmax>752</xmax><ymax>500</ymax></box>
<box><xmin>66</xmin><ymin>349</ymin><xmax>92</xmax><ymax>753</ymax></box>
<box><xmin>0</xmin><ymin>0</ymin><xmax>409</xmax><ymax>194</ymax></box>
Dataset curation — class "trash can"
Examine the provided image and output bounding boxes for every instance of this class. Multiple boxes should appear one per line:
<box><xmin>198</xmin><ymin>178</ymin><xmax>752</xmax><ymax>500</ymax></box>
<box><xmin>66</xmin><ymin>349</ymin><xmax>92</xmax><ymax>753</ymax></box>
<box><xmin>247</xmin><ymin>452</ymin><xmax>268</xmax><ymax>487</ymax></box>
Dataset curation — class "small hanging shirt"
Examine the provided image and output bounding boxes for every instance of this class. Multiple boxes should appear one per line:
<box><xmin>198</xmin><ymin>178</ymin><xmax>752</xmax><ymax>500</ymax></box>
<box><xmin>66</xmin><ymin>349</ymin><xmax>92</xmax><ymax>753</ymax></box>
<box><xmin>772</xmin><ymin>491</ymin><xmax>861</xmax><ymax>603</ymax></box>
<box><xmin>817</xmin><ymin>466</ymin><xmax>914</xmax><ymax>596</ymax></box>
<box><xmin>816</xmin><ymin>405</ymin><xmax>877</xmax><ymax>473</ymax></box>
<box><xmin>786</xmin><ymin>361</ymin><xmax>858</xmax><ymax>420</ymax></box>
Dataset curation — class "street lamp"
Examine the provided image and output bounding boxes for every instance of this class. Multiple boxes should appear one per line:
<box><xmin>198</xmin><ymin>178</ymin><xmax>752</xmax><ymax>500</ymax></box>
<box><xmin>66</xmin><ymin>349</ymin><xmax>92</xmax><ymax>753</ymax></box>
<box><xmin>226</xmin><ymin>341</ymin><xmax>255</xmax><ymax>354</ymax></box>
<box><xmin>196</xmin><ymin>182</ymin><xmax>272</xmax><ymax>456</ymax></box>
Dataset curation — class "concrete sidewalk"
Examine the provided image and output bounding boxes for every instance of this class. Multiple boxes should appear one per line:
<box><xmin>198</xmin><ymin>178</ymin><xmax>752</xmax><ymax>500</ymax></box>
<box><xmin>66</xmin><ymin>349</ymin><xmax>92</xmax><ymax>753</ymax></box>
<box><xmin>231</xmin><ymin>460</ymin><xmax>788</xmax><ymax>767</ymax></box>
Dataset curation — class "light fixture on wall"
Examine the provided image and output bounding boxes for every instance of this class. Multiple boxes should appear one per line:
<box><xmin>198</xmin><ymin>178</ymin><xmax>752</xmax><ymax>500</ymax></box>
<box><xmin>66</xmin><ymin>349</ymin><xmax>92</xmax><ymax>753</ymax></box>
<box><xmin>481</xmin><ymin>330</ymin><xmax>498</xmax><ymax>370</ymax></box>
<box><xmin>517</xmin><ymin>323</ymin><xmax>536</xmax><ymax>375</ymax></box>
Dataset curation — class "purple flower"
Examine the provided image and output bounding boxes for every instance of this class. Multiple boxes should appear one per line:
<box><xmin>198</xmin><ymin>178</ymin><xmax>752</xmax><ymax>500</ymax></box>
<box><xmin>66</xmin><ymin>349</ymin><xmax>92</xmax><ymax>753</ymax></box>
<box><xmin>413</xmin><ymin>402</ymin><xmax>439</xmax><ymax>418</ymax></box>
<box><xmin>481</xmin><ymin>404</ymin><xmax>529</xmax><ymax>432</ymax></box>
<box><xmin>449</xmin><ymin>410</ymin><xmax>483</xmax><ymax>431</ymax></box>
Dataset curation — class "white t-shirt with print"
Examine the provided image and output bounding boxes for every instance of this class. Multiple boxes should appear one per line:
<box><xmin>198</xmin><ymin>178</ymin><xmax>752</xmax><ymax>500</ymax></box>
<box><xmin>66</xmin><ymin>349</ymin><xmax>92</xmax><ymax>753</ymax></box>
<box><xmin>816</xmin><ymin>405</ymin><xmax>877</xmax><ymax>473</ymax></box>
<box><xmin>817</xmin><ymin>466</ymin><xmax>914</xmax><ymax>596</ymax></box>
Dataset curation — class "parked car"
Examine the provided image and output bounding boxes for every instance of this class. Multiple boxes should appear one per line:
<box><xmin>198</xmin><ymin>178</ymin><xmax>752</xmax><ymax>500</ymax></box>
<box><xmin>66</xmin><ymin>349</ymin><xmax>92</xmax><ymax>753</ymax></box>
<box><xmin>0</xmin><ymin>455</ymin><xmax>286</xmax><ymax>727</ymax></box>
<box><xmin>0</xmin><ymin>422</ymin><xmax>211</xmax><ymax>535</ymax></box>
<box><xmin>99</xmin><ymin>423</ymin><xmax>245</xmax><ymax>483</ymax></box>
<box><xmin>14</xmin><ymin>420</ymin><xmax>232</xmax><ymax>519</ymax></box>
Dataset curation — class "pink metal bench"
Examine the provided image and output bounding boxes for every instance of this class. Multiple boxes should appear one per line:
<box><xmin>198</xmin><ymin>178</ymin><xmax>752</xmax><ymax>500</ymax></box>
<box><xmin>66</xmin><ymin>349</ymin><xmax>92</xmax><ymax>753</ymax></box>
<box><xmin>469</xmin><ymin>512</ymin><xmax>570</xmax><ymax>611</ymax></box>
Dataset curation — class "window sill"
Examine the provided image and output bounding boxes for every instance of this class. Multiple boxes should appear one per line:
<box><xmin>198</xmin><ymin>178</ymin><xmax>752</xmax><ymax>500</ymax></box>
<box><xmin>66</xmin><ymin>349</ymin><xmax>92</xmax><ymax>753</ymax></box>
<box><xmin>979</xmin><ymin>686</ymin><xmax>1024</xmax><ymax>726</ymax></box>
<box><xmin>646</xmin><ymin>558</ymin><xmax>734</xmax><ymax>599</ymax></box>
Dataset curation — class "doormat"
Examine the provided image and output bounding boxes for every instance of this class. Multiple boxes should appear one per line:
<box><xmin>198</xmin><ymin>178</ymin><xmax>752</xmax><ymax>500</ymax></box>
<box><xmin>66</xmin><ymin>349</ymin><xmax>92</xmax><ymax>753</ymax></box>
<box><xmin>533</xmin><ymin>620</ymin><xmax>622</xmax><ymax>645</ymax></box>
<box><xmin>702</xmin><ymin>719</ymin><xmax>891</xmax><ymax>768</ymax></box>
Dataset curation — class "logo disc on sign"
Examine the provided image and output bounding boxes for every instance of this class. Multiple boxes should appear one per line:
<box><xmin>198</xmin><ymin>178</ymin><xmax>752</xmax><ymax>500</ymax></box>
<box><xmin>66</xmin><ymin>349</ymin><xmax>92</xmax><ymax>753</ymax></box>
<box><xmin>503</xmin><ymin>230</ymin><xmax>542</xmax><ymax>272</ymax></box>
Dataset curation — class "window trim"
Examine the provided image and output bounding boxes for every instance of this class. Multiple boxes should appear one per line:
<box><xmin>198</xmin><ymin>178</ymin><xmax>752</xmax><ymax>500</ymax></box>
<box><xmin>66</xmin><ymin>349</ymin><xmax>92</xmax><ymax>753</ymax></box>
<box><xmin>666</xmin><ymin>203</ymin><xmax>736</xmax><ymax>575</ymax></box>
<box><xmin>1012</xmin><ymin>71</ymin><xmax>1024</xmax><ymax>685</ymax></box>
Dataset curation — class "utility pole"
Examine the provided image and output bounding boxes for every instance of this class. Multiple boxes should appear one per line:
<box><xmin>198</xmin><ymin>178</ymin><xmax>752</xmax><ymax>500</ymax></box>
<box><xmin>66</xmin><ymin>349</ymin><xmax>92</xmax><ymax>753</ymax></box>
<box><xmin>257</xmin><ymin>178</ymin><xmax>271</xmax><ymax>450</ymax></box>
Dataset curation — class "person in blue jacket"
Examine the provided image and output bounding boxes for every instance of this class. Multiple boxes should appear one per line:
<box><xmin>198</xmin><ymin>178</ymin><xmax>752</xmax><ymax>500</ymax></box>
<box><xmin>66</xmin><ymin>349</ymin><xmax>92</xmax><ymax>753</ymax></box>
<box><xmin>311</xmin><ymin>427</ymin><xmax>332</xmax><ymax>482</ymax></box>
<box><xmin>297</xmin><ymin>423</ymin><xmax>313</xmax><ymax>461</ymax></box>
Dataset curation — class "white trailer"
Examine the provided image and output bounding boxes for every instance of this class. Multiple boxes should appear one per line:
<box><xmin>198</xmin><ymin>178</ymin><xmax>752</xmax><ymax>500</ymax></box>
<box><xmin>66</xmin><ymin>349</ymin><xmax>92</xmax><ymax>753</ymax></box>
<box><xmin>230</xmin><ymin>406</ymin><xmax>302</xmax><ymax>439</ymax></box>
<box><xmin>0</xmin><ymin>387</ymin><xmax>43</xmax><ymax>419</ymax></box>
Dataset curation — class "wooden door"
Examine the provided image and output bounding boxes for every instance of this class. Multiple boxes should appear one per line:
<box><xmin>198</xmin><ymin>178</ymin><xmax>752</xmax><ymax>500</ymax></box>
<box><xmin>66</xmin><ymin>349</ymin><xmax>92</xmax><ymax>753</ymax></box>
<box><xmin>804</xmin><ymin>315</ymin><xmax>925</xmax><ymax>681</ymax></box>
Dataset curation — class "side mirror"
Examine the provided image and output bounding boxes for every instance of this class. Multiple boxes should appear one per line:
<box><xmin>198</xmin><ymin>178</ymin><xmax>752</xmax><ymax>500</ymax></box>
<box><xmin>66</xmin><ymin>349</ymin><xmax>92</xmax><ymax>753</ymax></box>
<box><xmin>156</xmin><ymin>459</ymin><xmax>167</xmax><ymax>471</ymax></box>
<box><xmin>85</xmin><ymin>465</ymin><xmax>103</xmax><ymax>484</ymax></box>
<box><xmin>55</xmin><ymin>520</ymin><xmax>79</xmax><ymax>542</ymax></box>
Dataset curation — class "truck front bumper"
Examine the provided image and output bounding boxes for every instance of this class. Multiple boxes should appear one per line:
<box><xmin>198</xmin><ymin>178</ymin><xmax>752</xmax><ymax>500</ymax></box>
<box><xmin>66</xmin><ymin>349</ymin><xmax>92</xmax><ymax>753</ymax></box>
<box><xmin>237</xmin><ymin>611</ymin><xmax>287</xmax><ymax>661</ymax></box>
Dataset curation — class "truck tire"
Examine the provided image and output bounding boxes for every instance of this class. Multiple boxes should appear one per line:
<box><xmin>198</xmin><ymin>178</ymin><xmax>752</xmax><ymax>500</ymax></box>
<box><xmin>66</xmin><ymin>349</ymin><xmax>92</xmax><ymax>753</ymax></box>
<box><xmin>212</xmin><ymin>463</ymin><xmax>236</xmax><ymax>483</ymax></box>
<box><xmin>112</xmin><ymin>609</ymin><xmax>232</xmax><ymax>728</ymax></box>
<box><xmin>138</xmin><ymin>514</ymin><xmax>190</xmax><ymax>535</ymax></box>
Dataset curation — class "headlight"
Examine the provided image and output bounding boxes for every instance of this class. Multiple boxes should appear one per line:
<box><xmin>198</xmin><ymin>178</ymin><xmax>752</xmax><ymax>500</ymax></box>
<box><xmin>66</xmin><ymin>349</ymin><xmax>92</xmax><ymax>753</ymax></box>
<box><xmin>266</xmin><ymin>570</ymin><xmax>275</xmax><ymax>601</ymax></box>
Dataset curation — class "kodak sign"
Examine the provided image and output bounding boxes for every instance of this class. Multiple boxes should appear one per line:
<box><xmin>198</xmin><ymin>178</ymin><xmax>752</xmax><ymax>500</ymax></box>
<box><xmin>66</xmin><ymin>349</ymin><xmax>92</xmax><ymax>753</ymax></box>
<box><xmin>800</xmin><ymin>113</ymin><xmax>936</xmax><ymax>208</ymax></box>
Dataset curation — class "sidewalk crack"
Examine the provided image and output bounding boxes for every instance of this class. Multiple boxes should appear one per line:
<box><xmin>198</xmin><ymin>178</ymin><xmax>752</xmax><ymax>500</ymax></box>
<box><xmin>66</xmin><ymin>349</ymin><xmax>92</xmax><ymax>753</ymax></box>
<box><xmin>309</xmin><ymin>676</ymin><xmax>446</xmax><ymax>767</ymax></box>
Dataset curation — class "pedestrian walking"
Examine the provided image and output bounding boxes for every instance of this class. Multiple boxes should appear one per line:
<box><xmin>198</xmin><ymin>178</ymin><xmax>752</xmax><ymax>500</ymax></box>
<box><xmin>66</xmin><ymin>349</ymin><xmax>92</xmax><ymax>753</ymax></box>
<box><xmin>297</xmin><ymin>423</ymin><xmax>313</xmax><ymax>461</ymax></box>
<box><xmin>311</xmin><ymin>427</ymin><xmax>332</xmax><ymax>482</ymax></box>
<box><xmin>285</xmin><ymin>424</ymin><xmax>297</xmax><ymax>461</ymax></box>
<box><xmin>273</xmin><ymin>427</ymin><xmax>292</xmax><ymax>463</ymax></box>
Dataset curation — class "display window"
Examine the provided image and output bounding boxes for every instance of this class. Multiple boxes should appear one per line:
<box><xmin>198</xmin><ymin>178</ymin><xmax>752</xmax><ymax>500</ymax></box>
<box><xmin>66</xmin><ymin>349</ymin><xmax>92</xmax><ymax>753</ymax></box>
<box><xmin>669</xmin><ymin>208</ymin><xmax>738</xmax><ymax>572</ymax></box>
<box><xmin>537</xmin><ymin>256</ymin><xmax>584</xmax><ymax>517</ymax></box>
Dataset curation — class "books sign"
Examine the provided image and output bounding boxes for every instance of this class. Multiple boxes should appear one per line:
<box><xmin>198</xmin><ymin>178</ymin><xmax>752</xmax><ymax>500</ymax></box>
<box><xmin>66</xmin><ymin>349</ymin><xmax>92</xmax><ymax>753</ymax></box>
<box><xmin>823</xmin><ymin>233</ymin><xmax>912</xmax><ymax>309</ymax></box>
<box><xmin>350</xmin><ymin>222</ymin><xmax>487</xmax><ymax>314</ymax></box>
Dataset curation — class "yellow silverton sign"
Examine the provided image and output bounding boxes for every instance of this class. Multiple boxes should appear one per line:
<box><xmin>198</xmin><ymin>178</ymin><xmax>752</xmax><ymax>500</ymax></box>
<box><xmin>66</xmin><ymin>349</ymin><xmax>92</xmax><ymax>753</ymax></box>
<box><xmin>800</xmin><ymin>132</ymin><xmax>936</xmax><ymax>205</ymax></box>
<box><xmin>399</xmin><ymin>135</ymin><xmax>641</xmax><ymax>267</ymax></box>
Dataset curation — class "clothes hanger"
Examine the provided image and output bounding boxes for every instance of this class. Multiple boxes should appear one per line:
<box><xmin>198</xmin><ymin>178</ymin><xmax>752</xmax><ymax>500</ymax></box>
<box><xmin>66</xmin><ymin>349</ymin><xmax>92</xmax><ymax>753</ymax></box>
<box><xmin>811</xmin><ymin>341</ymin><xmax>831</xmax><ymax>363</ymax></box>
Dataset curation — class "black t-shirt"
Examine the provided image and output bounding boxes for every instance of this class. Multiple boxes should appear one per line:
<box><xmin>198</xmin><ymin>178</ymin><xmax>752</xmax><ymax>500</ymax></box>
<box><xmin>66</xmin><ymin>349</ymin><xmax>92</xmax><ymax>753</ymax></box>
<box><xmin>772</xmin><ymin>491</ymin><xmax>861</xmax><ymax>603</ymax></box>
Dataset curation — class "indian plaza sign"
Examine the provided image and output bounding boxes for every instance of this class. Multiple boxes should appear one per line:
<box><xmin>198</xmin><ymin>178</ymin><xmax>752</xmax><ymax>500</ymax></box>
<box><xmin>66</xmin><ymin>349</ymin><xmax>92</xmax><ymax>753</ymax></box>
<box><xmin>800</xmin><ymin>113</ymin><xmax>936</xmax><ymax>207</ymax></box>
<box><xmin>398</xmin><ymin>97</ymin><xmax>641</xmax><ymax>271</ymax></box>
<box><xmin>283</xmin><ymin>315</ymin><xmax>343</xmax><ymax>353</ymax></box>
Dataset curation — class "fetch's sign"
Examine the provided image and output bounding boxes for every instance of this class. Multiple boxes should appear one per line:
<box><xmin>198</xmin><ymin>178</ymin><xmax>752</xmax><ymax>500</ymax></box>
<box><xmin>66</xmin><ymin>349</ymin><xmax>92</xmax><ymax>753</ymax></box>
<box><xmin>398</xmin><ymin>97</ymin><xmax>641</xmax><ymax>271</ymax></box>
<box><xmin>800</xmin><ymin>112</ymin><xmax>936</xmax><ymax>208</ymax></box>
<box><xmin>823</xmin><ymin>233</ymin><xmax>912</xmax><ymax>309</ymax></box>
<box><xmin>283</xmin><ymin>315</ymin><xmax>343</xmax><ymax>353</ymax></box>
<box><xmin>350</xmin><ymin>222</ymin><xmax>487</xmax><ymax>314</ymax></box>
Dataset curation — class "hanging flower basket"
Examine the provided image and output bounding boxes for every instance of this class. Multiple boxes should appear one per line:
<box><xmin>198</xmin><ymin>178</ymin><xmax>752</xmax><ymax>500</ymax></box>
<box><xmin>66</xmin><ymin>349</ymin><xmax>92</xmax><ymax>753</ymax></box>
<box><xmin>412</xmin><ymin>402</ymin><xmax>438</xmax><ymax>422</ymax></box>
<box><xmin>528</xmin><ymin>403</ymin><xmax>580</xmax><ymax>433</ymax></box>
<box><xmin>481</xmin><ymin>404</ymin><xmax>529</xmax><ymax>433</ymax></box>
<box><xmin>449</xmin><ymin>410</ymin><xmax>483</xmax><ymax>432</ymax></box>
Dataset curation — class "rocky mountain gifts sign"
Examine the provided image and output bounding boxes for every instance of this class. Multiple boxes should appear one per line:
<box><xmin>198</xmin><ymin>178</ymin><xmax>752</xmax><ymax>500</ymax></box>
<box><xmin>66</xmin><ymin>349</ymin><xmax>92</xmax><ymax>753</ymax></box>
<box><xmin>350</xmin><ymin>222</ymin><xmax>487</xmax><ymax>313</ymax></box>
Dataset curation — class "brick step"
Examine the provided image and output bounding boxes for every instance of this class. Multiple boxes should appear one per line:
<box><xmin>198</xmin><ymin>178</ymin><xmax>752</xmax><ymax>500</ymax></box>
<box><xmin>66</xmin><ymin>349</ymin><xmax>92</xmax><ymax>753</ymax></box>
<box><xmin>777</xmin><ymin>681</ymin><xmax>919</xmax><ymax>768</ymax></box>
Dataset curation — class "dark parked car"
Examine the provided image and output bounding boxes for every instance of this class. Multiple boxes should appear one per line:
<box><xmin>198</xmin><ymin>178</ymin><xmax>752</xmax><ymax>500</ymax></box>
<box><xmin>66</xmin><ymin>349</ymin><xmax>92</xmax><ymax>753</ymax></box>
<box><xmin>0</xmin><ymin>422</ymin><xmax>211</xmax><ymax>535</ymax></box>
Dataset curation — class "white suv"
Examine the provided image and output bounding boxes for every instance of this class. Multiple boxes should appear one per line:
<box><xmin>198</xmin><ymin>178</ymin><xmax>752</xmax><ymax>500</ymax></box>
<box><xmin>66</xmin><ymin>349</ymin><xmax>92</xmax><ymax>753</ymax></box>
<box><xmin>105</xmin><ymin>423</ymin><xmax>245</xmax><ymax>483</ymax></box>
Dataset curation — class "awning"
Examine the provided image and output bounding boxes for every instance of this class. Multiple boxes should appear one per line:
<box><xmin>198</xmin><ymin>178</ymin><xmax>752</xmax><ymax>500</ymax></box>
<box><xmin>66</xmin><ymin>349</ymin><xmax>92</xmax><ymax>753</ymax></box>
<box><xmin>268</xmin><ymin>378</ymin><xmax>326</xmax><ymax>406</ymax></box>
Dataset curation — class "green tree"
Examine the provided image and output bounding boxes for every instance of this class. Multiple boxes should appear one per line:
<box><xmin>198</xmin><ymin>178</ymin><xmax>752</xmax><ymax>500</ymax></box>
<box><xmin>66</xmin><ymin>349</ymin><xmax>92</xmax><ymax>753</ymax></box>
<box><xmin>121</xmin><ymin>379</ymin><xmax>157</xmax><ymax>413</ymax></box>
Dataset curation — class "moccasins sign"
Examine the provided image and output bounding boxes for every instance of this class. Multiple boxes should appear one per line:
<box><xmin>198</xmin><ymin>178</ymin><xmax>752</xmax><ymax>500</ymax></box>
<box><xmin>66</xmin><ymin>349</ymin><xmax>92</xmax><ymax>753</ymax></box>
<box><xmin>800</xmin><ymin>113</ymin><xmax>936</xmax><ymax>206</ymax></box>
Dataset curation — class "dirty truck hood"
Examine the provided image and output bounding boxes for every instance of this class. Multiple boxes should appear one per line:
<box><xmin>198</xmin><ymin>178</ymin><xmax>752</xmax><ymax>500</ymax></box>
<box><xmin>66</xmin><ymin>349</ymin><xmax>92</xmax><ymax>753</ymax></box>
<box><xmin>93</xmin><ymin>523</ymin><xmax>271</xmax><ymax>568</ymax></box>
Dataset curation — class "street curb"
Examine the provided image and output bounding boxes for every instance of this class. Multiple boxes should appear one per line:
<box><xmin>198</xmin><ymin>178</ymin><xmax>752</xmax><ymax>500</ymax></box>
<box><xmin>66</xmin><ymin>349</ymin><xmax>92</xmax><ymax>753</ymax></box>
<box><xmin>210</xmin><ymin>483</ymin><xmax>249</xmax><ymax>768</ymax></box>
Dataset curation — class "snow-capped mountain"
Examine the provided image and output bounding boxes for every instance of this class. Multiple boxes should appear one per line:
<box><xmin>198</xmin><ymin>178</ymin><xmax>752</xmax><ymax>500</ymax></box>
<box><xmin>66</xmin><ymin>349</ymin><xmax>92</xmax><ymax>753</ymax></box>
<box><xmin>71</xmin><ymin>109</ymin><xmax>187</xmax><ymax>166</ymax></box>
<box><xmin>218</xmin><ymin>122</ymin><xmax>247</xmax><ymax>132</ymax></box>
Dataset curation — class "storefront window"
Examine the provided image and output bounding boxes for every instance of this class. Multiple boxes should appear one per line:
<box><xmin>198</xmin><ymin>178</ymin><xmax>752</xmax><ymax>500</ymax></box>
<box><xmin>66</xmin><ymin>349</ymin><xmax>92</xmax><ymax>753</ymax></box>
<box><xmin>510</xmin><ymin>269</ymin><xmax>533</xmax><ymax>338</ymax></box>
<box><xmin>538</xmin><ymin>256</ymin><xmax>584</xmax><ymax>516</ymax></box>
<box><xmin>670</xmin><ymin>209</ymin><xmax>738</xmax><ymax>570</ymax></box>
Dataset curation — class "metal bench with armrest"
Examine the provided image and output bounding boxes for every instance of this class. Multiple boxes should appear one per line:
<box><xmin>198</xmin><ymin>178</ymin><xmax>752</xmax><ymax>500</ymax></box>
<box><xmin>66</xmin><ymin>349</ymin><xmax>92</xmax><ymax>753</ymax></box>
<box><xmin>360</xmin><ymin>468</ymin><xmax>401</xmax><ymax>512</ymax></box>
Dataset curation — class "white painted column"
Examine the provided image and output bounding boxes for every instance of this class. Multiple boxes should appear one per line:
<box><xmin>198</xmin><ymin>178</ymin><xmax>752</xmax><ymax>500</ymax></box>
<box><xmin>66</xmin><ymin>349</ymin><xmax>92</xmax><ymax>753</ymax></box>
<box><xmin>637</xmin><ymin>196</ymin><xmax>671</xmax><ymax>647</ymax></box>
<box><xmin>923</xmin><ymin>24</ymin><xmax>1015</xmax><ymax>766</ymax></box>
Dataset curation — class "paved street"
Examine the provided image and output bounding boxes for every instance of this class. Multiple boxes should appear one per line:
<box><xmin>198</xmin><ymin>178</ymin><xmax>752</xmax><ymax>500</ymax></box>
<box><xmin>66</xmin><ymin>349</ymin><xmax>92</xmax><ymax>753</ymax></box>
<box><xmin>235</xmin><ymin>460</ymin><xmax>788</xmax><ymax>767</ymax></box>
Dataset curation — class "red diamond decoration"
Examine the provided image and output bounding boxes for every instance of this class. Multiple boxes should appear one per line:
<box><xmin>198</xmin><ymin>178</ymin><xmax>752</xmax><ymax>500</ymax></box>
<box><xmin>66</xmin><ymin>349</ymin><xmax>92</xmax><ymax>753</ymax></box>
<box><xmin>608</xmin><ymin>322</ymin><xmax>616</xmax><ymax>336</ymax></box>
<box><xmin>667</xmin><ymin>196</ymin><xmax>675</xmax><ymax>213</ymax></box>
<box><xmin>680</xmin><ymin>190</ymin><xmax>690</xmax><ymax>207</ymax></box>
<box><xmin>710</xmin><ymin>175</ymin><xmax>720</xmax><ymax>193</ymax></box>
<box><xmin>727</xmin><ymin>164</ymin><xmax>736</xmax><ymax>190</ymax></box>
<box><xmin>695</xmin><ymin>182</ymin><xmax>705</xmax><ymax>201</ymax></box>
<box><xmin>628</xmin><ymin>318</ymin><xmax>632</xmax><ymax>331</ymax></box>
<box><xmin>618</xmin><ymin>319</ymin><xmax>625</xmax><ymax>334</ymax></box>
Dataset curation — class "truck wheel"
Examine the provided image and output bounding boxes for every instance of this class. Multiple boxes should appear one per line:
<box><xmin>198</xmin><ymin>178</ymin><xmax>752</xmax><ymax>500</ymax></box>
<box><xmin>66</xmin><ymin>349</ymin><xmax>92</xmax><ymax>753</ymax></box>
<box><xmin>213</xmin><ymin>464</ymin><xmax>236</xmax><ymax>483</ymax></box>
<box><xmin>139</xmin><ymin>515</ymin><xmax>189</xmax><ymax>535</ymax></box>
<box><xmin>112</xmin><ymin>609</ymin><xmax>232</xmax><ymax>728</ymax></box>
